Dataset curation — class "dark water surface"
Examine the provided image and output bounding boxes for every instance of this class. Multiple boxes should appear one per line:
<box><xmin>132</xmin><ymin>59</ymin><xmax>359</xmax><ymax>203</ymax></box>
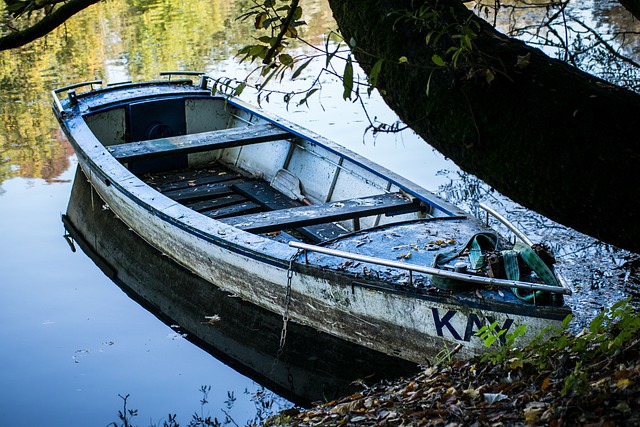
<box><xmin>0</xmin><ymin>0</ymin><xmax>636</xmax><ymax>425</ymax></box>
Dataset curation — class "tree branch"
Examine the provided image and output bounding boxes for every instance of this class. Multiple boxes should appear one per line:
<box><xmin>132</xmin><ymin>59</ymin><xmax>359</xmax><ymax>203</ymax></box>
<box><xmin>0</xmin><ymin>0</ymin><xmax>102</xmax><ymax>51</ymax></box>
<box><xmin>262</xmin><ymin>0</ymin><xmax>299</xmax><ymax>65</ymax></box>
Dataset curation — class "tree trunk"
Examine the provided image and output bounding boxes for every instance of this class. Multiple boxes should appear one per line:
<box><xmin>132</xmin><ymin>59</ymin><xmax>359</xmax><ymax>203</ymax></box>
<box><xmin>328</xmin><ymin>0</ymin><xmax>640</xmax><ymax>253</ymax></box>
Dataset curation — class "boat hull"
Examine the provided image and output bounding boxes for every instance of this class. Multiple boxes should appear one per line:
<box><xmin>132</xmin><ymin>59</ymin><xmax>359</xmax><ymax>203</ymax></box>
<box><xmin>55</xmin><ymin>77</ymin><xmax>571</xmax><ymax>364</ymax></box>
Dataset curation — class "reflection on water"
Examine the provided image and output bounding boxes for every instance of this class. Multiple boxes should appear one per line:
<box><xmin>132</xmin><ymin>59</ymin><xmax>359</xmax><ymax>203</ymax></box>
<box><xmin>63</xmin><ymin>167</ymin><xmax>419</xmax><ymax>407</ymax></box>
<box><xmin>0</xmin><ymin>0</ymin><xmax>335</xmax><ymax>185</ymax></box>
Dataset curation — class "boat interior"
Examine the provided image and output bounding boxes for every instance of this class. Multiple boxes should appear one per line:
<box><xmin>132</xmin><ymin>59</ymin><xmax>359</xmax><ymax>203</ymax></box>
<box><xmin>69</xmin><ymin>82</ymin><xmax>571</xmax><ymax>303</ymax></box>
<box><xmin>85</xmin><ymin>94</ymin><xmax>438</xmax><ymax>245</ymax></box>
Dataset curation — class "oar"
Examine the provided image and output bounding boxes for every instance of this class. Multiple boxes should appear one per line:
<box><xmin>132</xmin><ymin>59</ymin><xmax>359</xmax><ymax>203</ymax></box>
<box><xmin>271</xmin><ymin>169</ymin><xmax>312</xmax><ymax>205</ymax></box>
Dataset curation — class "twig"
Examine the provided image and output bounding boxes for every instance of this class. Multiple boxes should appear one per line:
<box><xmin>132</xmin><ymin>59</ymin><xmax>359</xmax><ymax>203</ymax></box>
<box><xmin>263</xmin><ymin>0</ymin><xmax>300</xmax><ymax>65</ymax></box>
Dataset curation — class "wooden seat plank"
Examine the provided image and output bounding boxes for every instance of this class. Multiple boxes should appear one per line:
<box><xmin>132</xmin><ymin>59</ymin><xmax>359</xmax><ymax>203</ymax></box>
<box><xmin>221</xmin><ymin>192</ymin><xmax>419</xmax><ymax>235</ymax></box>
<box><xmin>156</xmin><ymin>172</ymin><xmax>240</xmax><ymax>193</ymax></box>
<box><xmin>108</xmin><ymin>124</ymin><xmax>292</xmax><ymax>162</ymax></box>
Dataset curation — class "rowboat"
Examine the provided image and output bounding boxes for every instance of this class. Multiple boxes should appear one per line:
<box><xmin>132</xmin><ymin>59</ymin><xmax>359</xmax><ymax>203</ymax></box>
<box><xmin>52</xmin><ymin>72</ymin><xmax>572</xmax><ymax>364</ymax></box>
<box><xmin>62</xmin><ymin>171</ymin><xmax>419</xmax><ymax>405</ymax></box>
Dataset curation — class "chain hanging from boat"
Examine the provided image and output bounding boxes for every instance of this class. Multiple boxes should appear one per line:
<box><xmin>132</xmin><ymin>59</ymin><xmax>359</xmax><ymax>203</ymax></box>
<box><xmin>278</xmin><ymin>253</ymin><xmax>298</xmax><ymax>357</ymax></box>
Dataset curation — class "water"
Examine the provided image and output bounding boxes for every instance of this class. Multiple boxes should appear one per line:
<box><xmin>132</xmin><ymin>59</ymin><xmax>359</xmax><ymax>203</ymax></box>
<box><xmin>0</xmin><ymin>0</ymin><xmax>637</xmax><ymax>425</ymax></box>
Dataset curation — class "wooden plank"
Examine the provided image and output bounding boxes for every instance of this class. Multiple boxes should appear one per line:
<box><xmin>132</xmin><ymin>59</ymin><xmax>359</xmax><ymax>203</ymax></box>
<box><xmin>146</xmin><ymin>169</ymin><xmax>240</xmax><ymax>192</ymax></box>
<box><xmin>231</xmin><ymin>181</ymin><xmax>301</xmax><ymax>210</ymax></box>
<box><xmin>162</xmin><ymin>178</ymin><xmax>243</xmax><ymax>202</ymax></box>
<box><xmin>221</xmin><ymin>192</ymin><xmax>419</xmax><ymax>235</ymax></box>
<box><xmin>157</xmin><ymin>172</ymin><xmax>240</xmax><ymax>193</ymax></box>
<box><xmin>231</xmin><ymin>181</ymin><xmax>347</xmax><ymax>242</ymax></box>
<box><xmin>108</xmin><ymin>124</ymin><xmax>292</xmax><ymax>162</ymax></box>
<box><xmin>185</xmin><ymin>194</ymin><xmax>248</xmax><ymax>212</ymax></box>
<box><xmin>201</xmin><ymin>201</ymin><xmax>262</xmax><ymax>219</ymax></box>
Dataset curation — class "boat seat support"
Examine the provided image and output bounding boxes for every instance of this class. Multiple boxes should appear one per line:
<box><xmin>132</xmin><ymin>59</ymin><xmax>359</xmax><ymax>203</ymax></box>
<box><xmin>220</xmin><ymin>192</ymin><xmax>422</xmax><ymax>234</ymax></box>
<box><xmin>107</xmin><ymin>124</ymin><xmax>292</xmax><ymax>162</ymax></box>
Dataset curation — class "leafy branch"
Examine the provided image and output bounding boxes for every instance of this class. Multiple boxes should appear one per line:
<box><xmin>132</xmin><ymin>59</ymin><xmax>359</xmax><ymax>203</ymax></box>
<box><xmin>0</xmin><ymin>0</ymin><xmax>102</xmax><ymax>51</ymax></box>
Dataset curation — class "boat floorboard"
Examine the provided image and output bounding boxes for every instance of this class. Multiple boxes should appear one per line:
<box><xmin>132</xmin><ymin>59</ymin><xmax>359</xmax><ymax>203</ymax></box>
<box><xmin>139</xmin><ymin>162</ymin><xmax>347</xmax><ymax>243</ymax></box>
<box><xmin>201</xmin><ymin>201</ymin><xmax>263</xmax><ymax>219</ymax></box>
<box><xmin>231</xmin><ymin>181</ymin><xmax>348</xmax><ymax>242</ymax></box>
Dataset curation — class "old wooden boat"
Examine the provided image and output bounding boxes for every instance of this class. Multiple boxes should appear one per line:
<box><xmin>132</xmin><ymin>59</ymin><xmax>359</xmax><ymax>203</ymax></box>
<box><xmin>52</xmin><ymin>72</ymin><xmax>572</xmax><ymax>364</ymax></box>
<box><xmin>62</xmin><ymin>170</ymin><xmax>419</xmax><ymax>405</ymax></box>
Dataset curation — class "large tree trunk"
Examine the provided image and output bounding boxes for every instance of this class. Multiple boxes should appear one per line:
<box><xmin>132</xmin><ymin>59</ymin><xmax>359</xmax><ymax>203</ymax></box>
<box><xmin>328</xmin><ymin>0</ymin><xmax>640</xmax><ymax>253</ymax></box>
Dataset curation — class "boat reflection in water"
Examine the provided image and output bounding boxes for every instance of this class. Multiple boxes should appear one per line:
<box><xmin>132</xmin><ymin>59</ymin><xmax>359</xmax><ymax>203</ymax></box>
<box><xmin>62</xmin><ymin>168</ymin><xmax>419</xmax><ymax>406</ymax></box>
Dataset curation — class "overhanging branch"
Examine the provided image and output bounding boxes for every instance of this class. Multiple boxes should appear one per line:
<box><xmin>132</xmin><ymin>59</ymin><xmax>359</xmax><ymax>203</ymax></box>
<box><xmin>0</xmin><ymin>0</ymin><xmax>102</xmax><ymax>51</ymax></box>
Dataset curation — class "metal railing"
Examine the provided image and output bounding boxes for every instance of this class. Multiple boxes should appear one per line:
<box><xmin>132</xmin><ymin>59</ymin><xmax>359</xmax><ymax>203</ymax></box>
<box><xmin>51</xmin><ymin>80</ymin><xmax>103</xmax><ymax>113</ymax></box>
<box><xmin>289</xmin><ymin>241</ymin><xmax>571</xmax><ymax>294</ymax></box>
<box><xmin>289</xmin><ymin>203</ymin><xmax>572</xmax><ymax>295</ymax></box>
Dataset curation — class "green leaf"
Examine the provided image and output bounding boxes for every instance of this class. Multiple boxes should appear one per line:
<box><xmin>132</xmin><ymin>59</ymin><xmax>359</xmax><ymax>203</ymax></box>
<box><xmin>425</xmin><ymin>70</ymin><xmax>434</xmax><ymax>96</ymax></box>
<box><xmin>298</xmin><ymin>88</ymin><xmax>319</xmax><ymax>106</ymax></box>
<box><xmin>425</xmin><ymin>32</ymin><xmax>433</xmax><ymax>46</ymax></box>
<box><xmin>249</xmin><ymin>45</ymin><xmax>267</xmax><ymax>58</ymax></box>
<box><xmin>484</xmin><ymin>335</ymin><xmax>497</xmax><ymax>347</ymax></box>
<box><xmin>234</xmin><ymin>82</ymin><xmax>246</xmax><ymax>97</ymax></box>
<box><xmin>463</xmin><ymin>34</ymin><xmax>473</xmax><ymax>50</ymax></box>
<box><xmin>292</xmin><ymin>58</ymin><xmax>313</xmax><ymax>79</ymax></box>
<box><xmin>431</xmin><ymin>54</ymin><xmax>445</xmax><ymax>67</ymax></box>
<box><xmin>562</xmin><ymin>314</ymin><xmax>573</xmax><ymax>329</ymax></box>
<box><xmin>368</xmin><ymin>59</ymin><xmax>383</xmax><ymax>91</ymax></box>
<box><xmin>279</xmin><ymin>53</ymin><xmax>294</xmax><ymax>66</ymax></box>
<box><xmin>342</xmin><ymin>55</ymin><xmax>353</xmax><ymax>100</ymax></box>
<box><xmin>485</xmin><ymin>68</ymin><xmax>495</xmax><ymax>84</ymax></box>
<box><xmin>254</xmin><ymin>12</ymin><xmax>269</xmax><ymax>29</ymax></box>
<box><xmin>293</xmin><ymin>6</ymin><xmax>303</xmax><ymax>20</ymax></box>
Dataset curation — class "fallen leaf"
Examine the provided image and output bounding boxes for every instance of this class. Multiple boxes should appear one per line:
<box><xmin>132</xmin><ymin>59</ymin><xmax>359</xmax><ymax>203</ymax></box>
<box><xmin>616</xmin><ymin>378</ymin><xmax>632</xmax><ymax>389</ymax></box>
<box><xmin>484</xmin><ymin>393</ymin><xmax>508</xmax><ymax>404</ymax></box>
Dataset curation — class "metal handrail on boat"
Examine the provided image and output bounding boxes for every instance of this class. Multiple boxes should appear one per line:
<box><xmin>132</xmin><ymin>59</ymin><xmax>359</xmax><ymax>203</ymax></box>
<box><xmin>479</xmin><ymin>203</ymin><xmax>532</xmax><ymax>245</ymax></box>
<box><xmin>289</xmin><ymin>241</ymin><xmax>572</xmax><ymax>295</ymax></box>
<box><xmin>160</xmin><ymin>71</ymin><xmax>206</xmax><ymax>81</ymax></box>
<box><xmin>52</xmin><ymin>80</ymin><xmax>103</xmax><ymax>113</ymax></box>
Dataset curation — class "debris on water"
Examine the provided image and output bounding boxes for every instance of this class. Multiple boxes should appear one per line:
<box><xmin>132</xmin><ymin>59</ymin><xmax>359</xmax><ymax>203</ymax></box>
<box><xmin>203</xmin><ymin>314</ymin><xmax>221</xmax><ymax>325</ymax></box>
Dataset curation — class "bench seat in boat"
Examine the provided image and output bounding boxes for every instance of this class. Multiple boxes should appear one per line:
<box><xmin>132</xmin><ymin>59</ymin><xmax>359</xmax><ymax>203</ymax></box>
<box><xmin>220</xmin><ymin>191</ymin><xmax>421</xmax><ymax>234</ymax></box>
<box><xmin>107</xmin><ymin>124</ymin><xmax>292</xmax><ymax>162</ymax></box>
